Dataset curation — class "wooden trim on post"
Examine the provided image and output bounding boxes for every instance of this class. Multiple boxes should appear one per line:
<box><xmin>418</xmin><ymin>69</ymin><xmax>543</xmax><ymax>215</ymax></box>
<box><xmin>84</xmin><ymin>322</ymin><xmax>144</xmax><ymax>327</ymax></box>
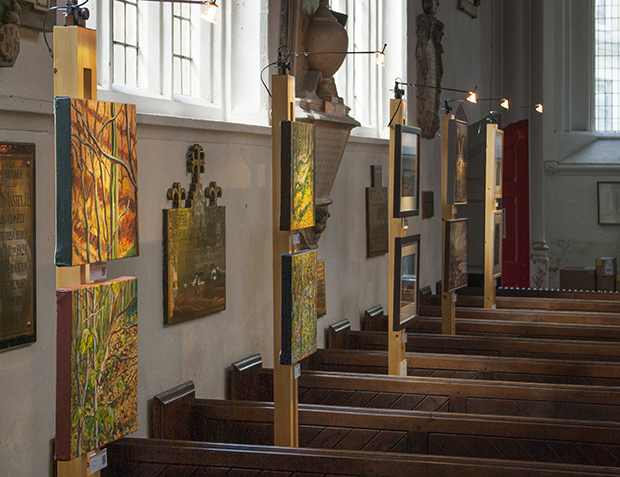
<box><xmin>271</xmin><ymin>74</ymin><xmax>298</xmax><ymax>447</ymax></box>
<box><xmin>54</xmin><ymin>26</ymin><xmax>100</xmax><ymax>477</ymax></box>
<box><xmin>441</xmin><ymin>115</ymin><xmax>456</xmax><ymax>334</ymax></box>
<box><xmin>484</xmin><ymin>123</ymin><xmax>498</xmax><ymax>309</ymax></box>
<box><xmin>388</xmin><ymin>98</ymin><xmax>407</xmax><ymax>376</ymax></box>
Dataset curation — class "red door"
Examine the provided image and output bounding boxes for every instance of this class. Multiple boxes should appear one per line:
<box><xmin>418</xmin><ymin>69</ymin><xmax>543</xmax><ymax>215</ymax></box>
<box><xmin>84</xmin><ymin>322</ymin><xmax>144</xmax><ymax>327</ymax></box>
<box><xmin>501</xmin><ymin>120</ymin><xmax>530</xmax><ymax>287</ymax></box>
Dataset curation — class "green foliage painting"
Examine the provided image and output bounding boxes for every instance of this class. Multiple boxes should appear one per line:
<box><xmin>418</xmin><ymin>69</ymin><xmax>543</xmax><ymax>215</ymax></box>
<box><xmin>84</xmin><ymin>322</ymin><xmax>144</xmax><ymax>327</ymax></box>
<box><xmin>280</xmin><ymin>121</ymin><xmax>315</xmax><ymax>231</ymax></box>
<box><xmin>281</xmin><ymin>250</ymin><xmax>317</xmax><ymax>365</ymax></box>
<box><xmin>56</xmin><ymin>277</ymin><xmax>138</xmax><ymax>460</ymax></box>
<box><xmin>55</xmin><ymin>97</ymin><xmax>139</xmax><ymax>266</ymax></box>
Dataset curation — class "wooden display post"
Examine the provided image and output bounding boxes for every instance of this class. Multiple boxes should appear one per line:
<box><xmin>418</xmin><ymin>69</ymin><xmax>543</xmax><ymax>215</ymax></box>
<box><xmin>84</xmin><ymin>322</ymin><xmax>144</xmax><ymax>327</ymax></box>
<box><xmin>53</xmin><ymin>25</ymin><xmax>101</xmax><ymax>477</ymax></box>
<box><xmin>440</xmin><ymin>114</ymin><xmax>456</xmax><ymax>334</ymax></box>
<box><xmin>271</xmin><ymin>74</ymin><xmax>298</xmax><ymax>447</ymax></box>
<box><xmin>387</xmin><ymin>98</ymin><xmax>408</xmax><ymax>376</ymax></box>
<box><xmin>484</xmin><ymin>123</ymin><xmax>498</xmax><ymax>309</ymax></box>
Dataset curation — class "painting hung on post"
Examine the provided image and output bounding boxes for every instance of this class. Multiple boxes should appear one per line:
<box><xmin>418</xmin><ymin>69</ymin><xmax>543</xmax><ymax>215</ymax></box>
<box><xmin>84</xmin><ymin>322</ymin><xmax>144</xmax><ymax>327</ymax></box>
<box><xmin>444</xmin><ymin>218</ymin><xmax>468</xmax><ymax>292</ymax></box>
<box><xmin>164</xmin><ymin>144</ymin><xmax>226</xmax><ymax>324</ymax></box>
<box><xmin>394</xmin><ymin>125</ymin><xmax>421</xmax><ymax>217</ymax></box>
<box><xmin>56</xmin><ymin>276</ymin><xmax>138</xmax><ymax>460</ymax></box>
<box><xmin>493</xmin><ymin>129</ymin><xmax>504</xmax><ymax>199</ymax></box>
<box><xmin>493</xmin><ymin>210</ymin><xmax>503</xmax><ymax>278</ymax></box>
<box><xmin>280</xmin><ymin>120</ymin><xmax>315</xmax><ymax>231</ymax></box>
<box><xmin>281</xmin><ymin>249</ymin><xmax>317</xmax><ymax>365</ymax></box>
<box><xmin>447</xmin><ymin>119</ymin><xmax>468</xmax><ymax>205</ymax></box>
<box><xmin>393</xmin><ymin>234</ymin><xmax>421</xmax><ymax>331</ymax></box>
<box><xmin>55</xmin><ymin>97</ymin><xmax>139</xmax><ymax>267</ymax></box>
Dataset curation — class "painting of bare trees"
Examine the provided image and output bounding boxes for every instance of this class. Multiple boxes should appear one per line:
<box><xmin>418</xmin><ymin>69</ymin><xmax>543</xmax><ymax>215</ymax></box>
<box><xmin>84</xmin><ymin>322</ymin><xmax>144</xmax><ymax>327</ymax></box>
<box><xmin>55</xmin><ymin>98</ymin><xmax>138</xmax><ymax>266</ymax></box>
<box><xmin>56</xmin><ymin>276</ymin><xmax>138</xmax><ymax>460</ymax></box>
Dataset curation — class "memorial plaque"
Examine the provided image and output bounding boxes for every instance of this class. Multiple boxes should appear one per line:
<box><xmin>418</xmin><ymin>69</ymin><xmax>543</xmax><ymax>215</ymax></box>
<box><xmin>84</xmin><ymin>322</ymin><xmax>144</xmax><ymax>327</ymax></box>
<box><xmin>365</xmin><ymin>165</ymin><xmax>388</xmax><ymax>258</ymax></box>
<box><xmin>422</xmin><ymin>190</ymin><xmax>434</xmax><ymax>219</ymax></box>
<box><xmin>0</xmin><ymin>143</ymin><xmax>35</xmax><ymax>351</ymax></box>
<box><xmin>164</xmin><ymin>145</ymin><xmax>226</xmax><ymax>324</ymax></box>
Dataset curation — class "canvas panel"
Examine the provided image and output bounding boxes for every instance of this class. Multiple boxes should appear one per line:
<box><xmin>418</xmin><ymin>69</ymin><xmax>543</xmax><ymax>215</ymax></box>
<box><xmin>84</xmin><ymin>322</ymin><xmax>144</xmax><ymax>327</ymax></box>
<box><xmin>55</xmin><ymin>97</ymin><xmax>139</xmax><ymax>266</ymax></box>
<box><xmin>56</xmin><ymin>276</ymin><xmax>138</xmax><ymax>460</ymax></box>
<box><xmin>280</xmin><ymin>120</ymin><xmax>315</xmax><ymax>231</ymax></box>
<box><xmin>281</xmin><ymin>249</ymin><xmax>317</xmax><ymax>365</ymax></box>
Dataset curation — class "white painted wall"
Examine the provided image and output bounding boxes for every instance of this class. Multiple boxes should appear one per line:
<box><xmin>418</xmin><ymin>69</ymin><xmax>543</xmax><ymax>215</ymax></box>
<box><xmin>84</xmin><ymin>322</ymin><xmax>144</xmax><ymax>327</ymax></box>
<box><xmin>0</xmin><ymin>3</ymin><xmax>494</xmax><ymax>475</ymax></box>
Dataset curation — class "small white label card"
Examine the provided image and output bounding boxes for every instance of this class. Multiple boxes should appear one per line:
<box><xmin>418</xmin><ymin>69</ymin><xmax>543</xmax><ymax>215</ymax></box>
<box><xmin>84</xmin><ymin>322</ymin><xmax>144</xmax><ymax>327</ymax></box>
<box><xmin>89</xmin><ymin>262</ymin><xmax>107</xmax><ymax>281</ymax></box>
<box><xmin>294</xmin><ymin>363</ymin><xmax>301</xmax><ymax>379</ymax></box>
<box><xmin>89</xmin><ymin>448</ymin><xmax>108</xmax><ymax>474</ymax></box>
<box><xmin>400</xmin><ymin>359</ymin><xmax>407</xmax><ymax>376</ymax></box>
<box><xmin>293</xmin><ymin>231</ymin><xmax>300</xmax><ymax>244</ymax></box>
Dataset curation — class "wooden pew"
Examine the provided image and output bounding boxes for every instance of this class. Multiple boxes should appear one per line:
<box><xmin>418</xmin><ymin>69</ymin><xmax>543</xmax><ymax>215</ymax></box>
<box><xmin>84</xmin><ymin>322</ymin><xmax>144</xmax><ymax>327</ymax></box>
<box><xmin>365</xmin><ymin>314</ymin><xmax>620</xmax><ymax>342</ymax></box>
<box><xmin>422</xmin><ymin>288</ymin><xmax>620</xmax><ymax>313</ymax></box>
<box><xmin>102</xmin><ymin>437</ymin><xmax>620</xmax><ymax>476</ymax></box>
<box><xmin>228</xmin><ymin>358</ymin><xmax>620</xmax><ymax>423</ymax></box>
<box><xmin>305</xmin><ymin>348</ymin><xmax>620</xmax><ymax>386</ymax></box>
<box><xmin>418</xmin><ymin>305</ymin><xmax>620</xmax><ymax>326</ymax></box>
<box><xmin>150</xmin><ymin>382</ymin><xmax>620</xmax><ymax>470</ymax></box>
<box><xmin>327</xmin><ymin>320</ymin><xmax>620</xmax><ymax>362</ymax></box>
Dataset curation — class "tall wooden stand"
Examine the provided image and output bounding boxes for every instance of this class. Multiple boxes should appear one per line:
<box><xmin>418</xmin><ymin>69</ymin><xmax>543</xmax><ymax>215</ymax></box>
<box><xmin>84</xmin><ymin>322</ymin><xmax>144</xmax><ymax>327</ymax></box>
<box><xmin>484</xmin><ymin>123</ymin><xmax>498</xmax><ymax>309</ymax></box>
<box><xmin>53</xmin><ymin>26</ymin><xmax>100</xmax><ymax>477</ymax></box>
<box><xmin>387</xmin><ymin>99</ymin><xmax>407</xmax><ymax>376</ymax></box>
<box><xmin>271</xmin><ymin>74</ymin><xmax>298</xmax><ymax>446</ymax></box>
<box><xmin>440</xmin><ymin>115</ymin><xmax>456</xmax><ymax>334</ymax></box>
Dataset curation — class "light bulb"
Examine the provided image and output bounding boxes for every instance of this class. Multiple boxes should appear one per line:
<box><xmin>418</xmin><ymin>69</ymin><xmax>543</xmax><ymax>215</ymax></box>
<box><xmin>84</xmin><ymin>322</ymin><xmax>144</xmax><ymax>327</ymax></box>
<box><xmin>466</xmin><ymin>92</ymin><xmax>477</xmax><ymax>103</ymax></box>
<box><xmin>375</xmin><ymin>52</ymin><xmax>385</xmax><ymax>67</ymax></box>
<box><xmin>201</xmin><ymin>1</ymin><xmax>218</xmax><ymax>24</ymax></box>
<box><xmin>535</xmin><ymin>103</ymin><xmax>543</xmax><ymax>113</ymax></box>
<box><xmin>500</xmin><ymin>98</ymin><xmax>509</xmax><ymax>110</ymax></box>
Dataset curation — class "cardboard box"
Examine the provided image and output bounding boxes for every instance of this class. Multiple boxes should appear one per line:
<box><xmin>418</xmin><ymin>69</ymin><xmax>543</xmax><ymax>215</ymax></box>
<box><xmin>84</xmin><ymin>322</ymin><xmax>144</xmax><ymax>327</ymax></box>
<box><xmin>596</xmin><ymin>257</ymin><xmax>617</xmax><ymax>277</ymax></box>
<box><xmin>560</xmin><ymin>267</ymin><xmax>596</xmax><ymax>291</ymax></box>
<box><xmin>597</xmin><ymin>276</ymin><xmax>616</xmax><ymax>292</ymax></box>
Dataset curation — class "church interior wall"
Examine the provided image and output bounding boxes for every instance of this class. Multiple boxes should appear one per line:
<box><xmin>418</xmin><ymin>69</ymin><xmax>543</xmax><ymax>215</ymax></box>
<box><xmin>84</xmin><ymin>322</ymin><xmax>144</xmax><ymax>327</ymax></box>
<box><xmin>0</xmin><ymin>3</ymin><xmax>498</xmax><ymax>475</ymax></box>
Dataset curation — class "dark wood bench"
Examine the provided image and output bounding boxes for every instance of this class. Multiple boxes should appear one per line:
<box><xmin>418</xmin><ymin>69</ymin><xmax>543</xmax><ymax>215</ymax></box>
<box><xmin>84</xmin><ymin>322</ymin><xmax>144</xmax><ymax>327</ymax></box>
<box><xmin>102</xmin><ymin>437</ymin><xmax>620</xmax><ymax>476</ymax></box>
<box><xmin>364</xmin><ymin>313</ymin><xmax>620</xmax><ymax>342</ymax></box>
<box><xmin>327</xmin><ymin>321</ymin><xmax>620</xmax><ymax>362</ymax></box>
<box><xmin>228</xmin><ymin>357</ymin><xmax>620</xmax><ymax>423</ymax></box>
<box><xmin>422</xmin><ymin>289</ymin><xmax>620</xmax><ymax>313</ymax></box>
<box><xmin>418</xmin><ymin>305</ymin><xmax>620</xmax><ymax>326</ymax></box>
<box><xmin>304</xmin><ymin>348</ymin><xmax>620</xmax><ymax>386</ymax></box>
<box><xmin>149</xmin><ymin>382</ymin><xmax>620</xmax><ymax>470</ymax></box>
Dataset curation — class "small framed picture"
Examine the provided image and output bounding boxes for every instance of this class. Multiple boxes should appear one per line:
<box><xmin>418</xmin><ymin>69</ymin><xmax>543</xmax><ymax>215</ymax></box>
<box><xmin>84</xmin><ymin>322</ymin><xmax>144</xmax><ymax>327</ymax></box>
<box><xmin>447</xmin><ymin>119</ymin><xmax>468</xmax><ymax>205</ymax></box>
<box><xmin>394</xmin><ymin>125</ymin><xmax>421</xmax><ymax>217</ymax></box>
<box><xmin>492</xmin><ymin>210</ymin><xmax>503</xmax><ymax>278</ymax></box>
<box><xmin>597</xmin><ymin>182</ymin><xmax>620</xmax><ymax>225</ymax></box>
<box><xmin>393</xmin><ymin>234</ymin><xmax>421</xmax><ymax>331</ymax></box>
<box><xmin>493</xmin><ymin>129</ymin><xmax>504</xmax><ymax>199</ymax></box>
<box><xmin>444</xmin><ymin>218</ymin><xmax>468</xmax><ymax>292</ymax></box>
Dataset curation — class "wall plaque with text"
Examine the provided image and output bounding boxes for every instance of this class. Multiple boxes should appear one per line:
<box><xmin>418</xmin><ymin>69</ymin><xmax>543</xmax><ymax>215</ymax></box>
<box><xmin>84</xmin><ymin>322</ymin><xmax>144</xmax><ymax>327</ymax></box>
<box><xmin>0</xmin><ymin>143</ymin><xmax>35</xmax><ymax>351</ymax></box>
<box><xmin>366</xmin><ymin>165</ymin><xmax>388</xmax><ymax>258</ymax></box>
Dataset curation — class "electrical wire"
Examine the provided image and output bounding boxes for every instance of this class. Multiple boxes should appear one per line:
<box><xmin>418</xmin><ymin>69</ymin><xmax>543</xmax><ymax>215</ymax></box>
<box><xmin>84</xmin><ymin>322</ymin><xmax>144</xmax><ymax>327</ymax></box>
<box><xmin>387</xmin><ymin>98</ymin><xmax>402</xmax><ymax>128</ymax></box>
<box><xmin>43</xmin><ymin>0</ymin><xmax>91</xmax><ymax>59</ymax></box>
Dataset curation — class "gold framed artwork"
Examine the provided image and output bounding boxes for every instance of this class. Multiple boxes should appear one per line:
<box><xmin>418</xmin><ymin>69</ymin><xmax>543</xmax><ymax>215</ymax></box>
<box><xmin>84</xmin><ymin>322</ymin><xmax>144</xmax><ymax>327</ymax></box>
<box><xmin>393</xmin><ymin>234</ymin><xmax>420</xmax><ymax>331</ymax></box>
<box><xmin>597</xmin><ymin>182</ymin><xmax>620</xmax><ymax>225</ymax></box>
<box><xmin>493</xmin><ymin>129</ymin><xmax>504</xmax><ymax>199</ymax></box>
<box><xmin>492</xmin><ymin>209</ymin><xmax>503</xmax><ymax>278</ymax></box>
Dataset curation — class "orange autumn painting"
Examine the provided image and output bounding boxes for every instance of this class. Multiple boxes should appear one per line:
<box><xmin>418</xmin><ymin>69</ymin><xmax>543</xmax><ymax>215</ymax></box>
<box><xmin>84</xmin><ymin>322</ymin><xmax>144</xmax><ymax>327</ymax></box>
<box><xmin>55</xmin><ymin>98</ymin><xmax>138</xmax><ymax>266</ymax></box>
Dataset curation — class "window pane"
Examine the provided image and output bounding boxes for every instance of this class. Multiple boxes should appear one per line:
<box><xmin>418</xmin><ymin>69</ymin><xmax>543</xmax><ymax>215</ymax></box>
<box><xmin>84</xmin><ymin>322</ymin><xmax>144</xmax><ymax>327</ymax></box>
<box><xmin>595</xmin><ymin>0</ymin><xmax>620</xmax><ymax>131</ymax></box>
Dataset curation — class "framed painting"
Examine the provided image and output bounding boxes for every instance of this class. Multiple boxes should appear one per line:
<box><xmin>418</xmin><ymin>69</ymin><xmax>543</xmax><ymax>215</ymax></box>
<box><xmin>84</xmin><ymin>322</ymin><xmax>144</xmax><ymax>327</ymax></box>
<box><xmin>55</xmin><ymin>97</ymin><xmax>139</xmax><ymax>266</ymax></box>
<box><xmin>493</xmin><ymin>129</ymin><xmax>504</xmax><ymax>199</ymax></box>
<box><xmin>56</xmin><ymin>276</ymin><xmax>138</xmax><ymax>460</ymax></box>
<box><xmin>394</xmin><ymin>125</ymin><xmax>421</xmax><ymax>218</ymax></box>
<box><xmin>280</xmin><ymin>120</ymin><xmax>315</xmax><ymax>231</ymax></box>
<box><xmin>492</xmin><ymin>210</ymin><xmax>503</xmax><ymax>278</ymax></box>
<box><xmin>444</xmin><ymin>218</ymin><xmax>468</xmax><ymax>292</ymax></box>
<box><xmin>0</xmin><ymin>143</ymin><xmax>36</xmax><ymax>351</ymax></box>
<box><xmin>449</xmin><ymin>119</ymin><xmax>468</xmax><ymax>204</ymax></box>
<box><xmin>393</xmin><ymin>234</ymin><xmax>420</xmax><ymax>331</ymax></box>
<box><xmin>281</xmin><ymin>249</ymin><xmax>318</xmax><ymax>365</ymax></box>
<box><xmin>597</xmin><ymin>182</ymin><xmax>620</xmax><ymax>225</ymax></box>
